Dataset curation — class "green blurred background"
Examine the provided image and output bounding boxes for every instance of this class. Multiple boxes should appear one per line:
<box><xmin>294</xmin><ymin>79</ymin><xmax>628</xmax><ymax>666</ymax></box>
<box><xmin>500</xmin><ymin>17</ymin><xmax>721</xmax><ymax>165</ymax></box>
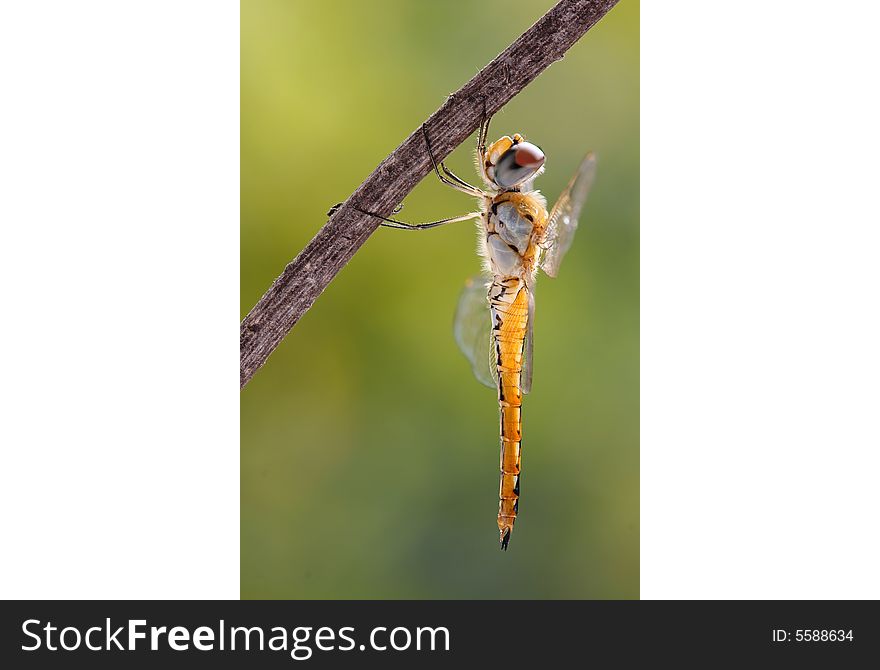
<box><xmin>241</xmin><ymin>0</ymin><xmax>638</xmax><ymax>599</ymax></box>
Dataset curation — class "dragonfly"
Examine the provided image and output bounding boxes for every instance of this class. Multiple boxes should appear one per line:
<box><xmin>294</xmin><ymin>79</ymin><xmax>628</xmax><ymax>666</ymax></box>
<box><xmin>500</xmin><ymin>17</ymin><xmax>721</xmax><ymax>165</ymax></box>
<box><xmin>364</xmin><ymin>111</ymin><xmax>596</xmax><ymax>550</ymax></box>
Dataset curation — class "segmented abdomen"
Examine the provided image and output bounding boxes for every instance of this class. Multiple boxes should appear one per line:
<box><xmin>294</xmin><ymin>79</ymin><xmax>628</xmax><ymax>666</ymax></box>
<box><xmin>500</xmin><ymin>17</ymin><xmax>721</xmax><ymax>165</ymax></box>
<box><xmin>489</xmin><ymin>276</ymin><xmax>530</xmax><ymax>550</ymax></box>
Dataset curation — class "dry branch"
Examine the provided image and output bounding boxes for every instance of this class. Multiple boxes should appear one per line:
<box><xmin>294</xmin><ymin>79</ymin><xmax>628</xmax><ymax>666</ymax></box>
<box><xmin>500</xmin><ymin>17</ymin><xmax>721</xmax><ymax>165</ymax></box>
<box><xmin>240</xmin><ymin>0</ymin><xmax>619</xmax><ymax>388</ymax></box>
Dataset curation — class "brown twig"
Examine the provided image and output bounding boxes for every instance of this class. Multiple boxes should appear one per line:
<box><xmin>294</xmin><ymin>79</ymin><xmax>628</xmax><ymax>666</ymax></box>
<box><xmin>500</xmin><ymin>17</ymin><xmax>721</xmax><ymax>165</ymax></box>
<box><xmin>240</xmin><ymin>0</ymin><xmax>619</xmax><ymax>388</ymax></box>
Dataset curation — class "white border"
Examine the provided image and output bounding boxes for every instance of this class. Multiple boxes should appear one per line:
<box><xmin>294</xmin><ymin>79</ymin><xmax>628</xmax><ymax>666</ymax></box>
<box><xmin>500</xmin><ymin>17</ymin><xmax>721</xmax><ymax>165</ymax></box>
<box><xmin>642</xmin><ymin>1</ymin><xmax>880</xmax><ymax>598</ymax></box>
<box><xmin>0</xmin><ymin>1</ymin><xmax>239</xmax><ymax>599</ymax></box>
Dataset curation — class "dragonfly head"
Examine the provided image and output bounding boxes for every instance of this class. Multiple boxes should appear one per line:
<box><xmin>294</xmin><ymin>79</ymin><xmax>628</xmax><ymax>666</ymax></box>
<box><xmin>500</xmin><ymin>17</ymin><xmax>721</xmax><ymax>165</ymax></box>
<box><xmin>481</xmin><ymin>133</ymin><xmax>545</xmax><ymax>190</ymax></box>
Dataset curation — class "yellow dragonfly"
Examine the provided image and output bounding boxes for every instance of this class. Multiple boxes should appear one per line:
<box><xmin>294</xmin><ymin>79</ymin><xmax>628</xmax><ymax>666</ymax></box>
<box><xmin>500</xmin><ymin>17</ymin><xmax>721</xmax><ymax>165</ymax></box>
<box><xmin>366</xmin><ymin>113</ymin><xmax>596</xmax><ymax>550</ymax></box>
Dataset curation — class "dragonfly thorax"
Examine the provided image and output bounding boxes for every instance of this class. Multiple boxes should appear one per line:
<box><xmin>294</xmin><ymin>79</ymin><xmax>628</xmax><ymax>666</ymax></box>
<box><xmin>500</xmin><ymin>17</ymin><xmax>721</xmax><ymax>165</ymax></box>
<box><xmin>483</xmin><ymin>193</ymin><xmax>547</xmax><ymax>278</ymax></box>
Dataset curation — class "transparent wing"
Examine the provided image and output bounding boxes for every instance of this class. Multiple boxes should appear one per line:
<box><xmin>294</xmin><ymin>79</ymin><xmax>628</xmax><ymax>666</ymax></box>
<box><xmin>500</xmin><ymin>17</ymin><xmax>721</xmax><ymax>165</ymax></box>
<box><xmin>541</xmin><ymin>151</ymin><xmax>597</xmax><ymax>278</ymax></box>
<box><xmin>453</xmin><ymin>276</ymin><xmax>497</xmax><ymax>390</ymax></box>
<box><xmin>454</xmin><ymin>277</ymin><xmax>535</xmax><ymax>395</ymax></box>
<box><xmin>521</xmin><ymin>288</ymin><xmax>535</xmax><ymax>394</ymax></box>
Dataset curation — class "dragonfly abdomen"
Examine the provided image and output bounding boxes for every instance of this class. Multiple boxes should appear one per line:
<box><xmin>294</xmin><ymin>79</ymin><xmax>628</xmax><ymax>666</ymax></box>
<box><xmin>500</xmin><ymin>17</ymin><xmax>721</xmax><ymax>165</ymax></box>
<box><xmin>489</xmin><ymin>276</ymin><xmax>530</xmax><ymax>550</ymax></box>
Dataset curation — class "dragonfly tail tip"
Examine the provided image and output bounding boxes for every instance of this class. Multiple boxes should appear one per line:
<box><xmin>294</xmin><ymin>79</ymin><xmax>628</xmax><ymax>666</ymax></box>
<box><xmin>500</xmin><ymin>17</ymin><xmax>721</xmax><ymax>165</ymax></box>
<box><xmin>500</xmin><ymin>528</ymin><xmax>511</xmax><ymax>551</ymax></box>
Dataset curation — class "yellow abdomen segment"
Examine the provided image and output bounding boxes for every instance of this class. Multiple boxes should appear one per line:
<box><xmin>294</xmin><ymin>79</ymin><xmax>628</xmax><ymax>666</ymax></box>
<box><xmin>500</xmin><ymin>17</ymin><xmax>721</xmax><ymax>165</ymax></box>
<box><xmin>489</xmin><ymin>277</ymin><xmax>530</xmax><ymax>550</ymax></box>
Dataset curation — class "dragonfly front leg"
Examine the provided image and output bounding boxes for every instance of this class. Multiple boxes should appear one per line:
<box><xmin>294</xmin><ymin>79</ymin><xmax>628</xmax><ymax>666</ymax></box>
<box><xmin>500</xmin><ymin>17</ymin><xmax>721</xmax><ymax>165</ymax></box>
<box><xmin>477</xmin><ymin>95</ymin><xmax>492</xmax><ymax>157</ymax></box>
<box><xmin>421</xmin><ymin>124</ymin><xmax>486</xmax><ymax>198</ymax></box>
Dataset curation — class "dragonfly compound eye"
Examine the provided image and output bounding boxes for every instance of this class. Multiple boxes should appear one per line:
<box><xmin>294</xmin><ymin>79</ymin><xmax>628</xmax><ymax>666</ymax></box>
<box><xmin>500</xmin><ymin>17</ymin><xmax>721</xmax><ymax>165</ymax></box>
<box><xmin>493</xmin><ymin>141</ymin><xmax>545</xmax><ymax>189</ymax></box>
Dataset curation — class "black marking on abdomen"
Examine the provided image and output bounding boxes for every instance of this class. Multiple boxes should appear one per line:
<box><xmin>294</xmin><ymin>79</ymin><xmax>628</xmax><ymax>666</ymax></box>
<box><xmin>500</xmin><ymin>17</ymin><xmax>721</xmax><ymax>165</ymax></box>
<box><xmin>490</xmin><ymin>283</ymin><xmax>507</xmax><ymax>300</ymax></box>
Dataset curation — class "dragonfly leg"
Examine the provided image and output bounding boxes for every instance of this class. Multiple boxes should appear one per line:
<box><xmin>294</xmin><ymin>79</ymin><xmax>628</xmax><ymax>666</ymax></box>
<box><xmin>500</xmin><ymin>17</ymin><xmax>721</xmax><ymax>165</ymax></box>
<box><xmin>356</xmin><ymin>207</ymin><xmax>480</xmax><ymax>231</ymax></box>
<box><xmin>328</xmin><ymin>201</ymin><xmax>402</xmax><ymax>218</ymax></box>
<box><xmin>477</xmin><ymin>96</ymin><xmax>492</xmax><ymax>156</ymax></box>
<box><xmin>421</xmin><ymin>124</ymin><xmax>486</xmax><ymax>197</ymax></box>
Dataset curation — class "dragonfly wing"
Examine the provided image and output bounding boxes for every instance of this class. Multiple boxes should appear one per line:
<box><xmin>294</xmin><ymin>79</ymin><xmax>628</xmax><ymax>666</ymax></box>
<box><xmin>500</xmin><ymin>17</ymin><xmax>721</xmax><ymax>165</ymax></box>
<box><xmin>453</xmin><ymin>276</ymin><xmax>497</xmax><ymax>390</ymax></box>
<box><xmin>521</xmin><ymin>288</ymin><xmax>535</xmax><ymax>394</ymax></box>
<box><xmin>541</xmin><ymin>151</ymin><xmax>597</xmax><ymax>278</ymax></box>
